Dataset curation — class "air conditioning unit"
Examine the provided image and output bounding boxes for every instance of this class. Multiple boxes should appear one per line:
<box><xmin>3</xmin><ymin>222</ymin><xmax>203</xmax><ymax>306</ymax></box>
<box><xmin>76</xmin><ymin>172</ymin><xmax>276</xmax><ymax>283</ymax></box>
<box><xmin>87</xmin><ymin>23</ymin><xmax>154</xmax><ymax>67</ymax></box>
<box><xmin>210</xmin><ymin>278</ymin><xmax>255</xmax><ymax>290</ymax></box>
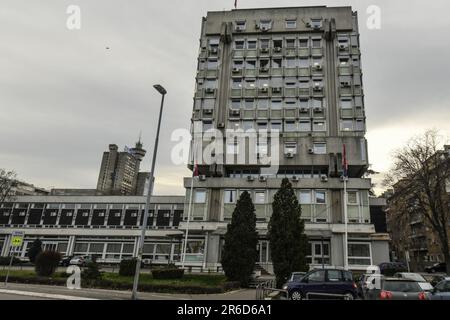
<box><xmin>210</xmin><ymin>48</ymin><xmax>218</xmax><ymax>54</ymax></box>
<box><xmin>217</xmin><ymin>122</ymin><xmax>225</xmax><ymax>128</ymax></box>
<box><xmin>260</xmin><ymin>67</ymin><xmax>269</xmax><ymax>72</ymax></box>
<box><xmin>231</xmin><ymin>109</ymin><xmax>240</xmax><ymax>115</ymax></box>
<box><xmin>247</xmin><ymin>175</ymin><xmax>255</xmax><ymax>182</ymax></box>
<box><xmin>341</xmin><ymin>81</ymin><xmax>351</xmax><ymax>87</ymax></box>
<box><xmin>199</xmin><ymin>175</ymin><xmax>207</xmax><ymax>181</ymax></box>
<box><xmin>292</xmin><ymin>176</ymin><xmax>300</xmax><ymax>182</ymax></box>
<box><xmin>232</xmin><ymin>68</ymin><xmax>241</xmax><ymax>73</ymax></box>
<box><xmin>308</xmin><ymin>148</ymin><xmax>314</xmax><ymax>154</ymax></box>
<box><xmin>205</xmin><ymin>88</ymin><xmax>215</xmax><ymax>94</ymax></box>
<box><xmin>204</xmin><ymin>109</ymin><xmax>213</xmax><ymax>114</ymax></box>
<box><xmin>259</xmin><ymin>176</ymin><xmax>267</xmax><ymax>182</ymax></box>
<box><xmin>313</xmin><ymin>63</ymin><xmax>322</xmax><ymax>70</ymax></box>
<box><xmin>305</xmin><ymin>22</ymin><xmax>312</xmax><ymax>28</ymax></box>
<box><xmin>260</xmin><ymin>26</ymin><xmax>269</xmax><ymax>32</ymax></box>
<box><xmin>274</xmin><ymin>47</ymin><xmax>282</xmax><ymax>52</ymax></box>
<box><xmin>300</xmin><ymin>107</ymin><xmax>309</xmax><ymax>113</ymax></box>
<box><xmin>285</xmin><ymin>152</ymin><xmax>294</xmax><ymax>158</ymax></box>
<box><xmin>320</xmin><ymin>175</ymin><xmax>328</xmax><ymax>182</ymax></box>
<box><xmin>313</xmin><ymin>83</ymin><xmax>323</xmax><ymax>91</ymax></box>
<box><xmin>312</xmin><ymin>25</ymin><xmax>321</xmax><ymax>30</ymax></box>
<box><xmin>260</xmin><ymin>87</ymin><xmax>268</xmax><ymax>93</ymax></box>
<box><xmin>339</xmin><ymin>44</ymin><xmax>348</xmax><ymax>50</ymax></box>
<box><xmin>273</xmin><ymin>87</ymin><xmax>282</xmax><ymax>93</ymax></box>
<box><xmin>261</xmin><ymin>48</ymin><xmax>269</xmax><ymax>53</ymax></box>
<box><xmin>235</xmin><ymin>26</ymin><xmax>244</xmax><ymax>32</ymax></box>
<box><xmin>314</xmin><ymin>107</ymin><xmax>323</xmax><ymax>112</ymax></box>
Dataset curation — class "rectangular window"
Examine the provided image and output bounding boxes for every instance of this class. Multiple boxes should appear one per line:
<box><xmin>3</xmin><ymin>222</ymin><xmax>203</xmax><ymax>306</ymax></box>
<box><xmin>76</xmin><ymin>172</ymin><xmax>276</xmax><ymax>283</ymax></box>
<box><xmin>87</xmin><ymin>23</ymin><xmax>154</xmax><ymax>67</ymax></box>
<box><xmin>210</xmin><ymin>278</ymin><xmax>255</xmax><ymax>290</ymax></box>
<box><xmin>312</xmin><ymin>39</ymin><xmax>321</xmax><ymax>48</ymax></box>
<box><xmin>257</xmin><ymin>99</ymin><xmax>269</xmax><ymax>109</ymax></box>
<box><xmin>257</xmin><ymin>121</ymin><xmax>268</xmax><ymax>131</ymax></box>
<box><xmin>347</xmin><ymin>191</ymin><xmax>358</xmax><ymax>204</ymax></box>
<box><xmin>258</xmin><ymin>78</ymin><xmax>270</xmax><ymax>89</ymax></box>
<box><xmin>242</xmin><ymin>120</ymin><xmax>254</xmax><ymax>130</ymax></box>
<box><xmin>299</xmin><ymin>58</ymin><xmax>309</xmax><ymax>68</ymax></box>
<box><xmin>299</xmin><ymin>99</ymin><xmax>309</xmax><ymax>108</ymax></box>
<box><xmin>299</xmin><ymin>39</ymin><xmax>308</xmax><ymax>48</ymax></box>
<box><xmin>224</xmin><ymin>190</ymin><xmax>236</xmax><ymax>204</ymax></box>
<box><xmin>203</xmin><ymin>121</ymin><xmax>213</xmax><ymax>132</ymax></box>
<box><xmin>231</xmin><ymin>78</ymin><xmax>242</xmax><ymax>89</ymax></box>
<box><xmin>355</xmin><ymin>120</ymin><xmax>365</xmax><ymax>131</ymax></box>
<box><xmin>245</xmin><ymin>79</ymin><xmax>256</xmax><ymax>89</ymax></box>
<box><xmin>315</xmin><ymin>191</ymin><xmax>326</xmax><ymax>204</ymax></box>
<box><xmin>270</xmin><ymin>100</ymin><xmax>282</xmax><ymax>110</ymax></box>
<box><xmin>272</xmin><ymin>58</ymin><xmax>282</xmax><ymax>68</ymax></box>
<box><xmin>284</xmin><ymin>98</ymin><xmax>297</xmax><ymax>107</ymax></box>
<box><xmin>286</xmin><ymin>39</ymin><xmax>296</xmax><ymax>48</ymax></box>
<box><xmin>260</xmin><ymin>19</ymin><xmax>272</xmax><ymax>29</ymax></box>
<box><xmin>284</xmin><ymin>142</ymin><xmax>297</xmax><ymax>154</ymax></box>
<box><xmin>348</xmin><ymin>243</ymin><xmax>371</xmax><ymax>266</ymax></box>
<box><xmin>341</xmin><ymin>99</ymin><xmax>353</xmax><ymax>109</ymax></box>
<box><xmin>286</xmin><ymin>20</ymin><xmax>297</xmax><ymax>29</ymax></box>
<box><xmin>313</xmin><ymin>143</ymin><xmax>327</xmax><ymax>154</ymax></box>
<box><xmin>233</xmin><ymin>60</ymin><xmax>244</xmax><ymax>69</ymax></box>
<box><xmin>312</xmin><ymin>98</ymin><xmax>323</xmax><ymax>108</ymax></box>
<box><xmin>313</xmin><ymin>121</ymin><xmax>326</xmax><ymax>131</ymax></box>
<box><xmin>228</xmin><ymin>120</ymin><xmax>240</xmax><ymax>130</ymax></box>
<box><xmin>235</xmin><ymin>40</ymin><xmax>245</xmax><ymax>50</ymax></box>
<box><xmin>285</xmin><ymin>120</ymin><xmax>297</xmax><ymax>132</ymax></box>
<box><xmin>285</xmin><ymin>57</ymin><xmax>297</xmax><ymax>68</ymax></box>
<box><xmin>341</xmin><ymin>120</ymin><xmax>353</xmax><ymax>131</ymax></box>
<box><xmin>300</xmin><ymin>190</ymin><xmax>312</xmax><ymax>204</ymax></box>
<box><xmin>235</xmin><ymin>21</ymin><xmax>246</xmax><ymax>30</ymax></box>
<box><xmin>245</xmin><ymin>60</ymin><xmax>256</xmax><ymax>69</ymax></box>
<box><xmin>194</xmin><ymin>190</ymin><xmax>206</xmax><ymax>203</ymax></box>
<box><xmin>247</xmin><ymin>40</ymin><xmax>257</xmax><ymax>49</ymax></box>
<box><xmin>254</xmin><ymin>191</ymin><xmax>266</xmax><ymax>204</ymax></box>
<box><xmin>231</xmin><ymin>99</ymin><xmax>241</xmax><ymax>109</ymax></box>
<box><xmin>273</xmin><ymin>39</ymin><xmax>283</xmax><ymax>49</ymax></box>
<box><xmin>207</xmin><ymin>59</ymin><xmax>218</xmax><ymax>69</ymax></box>
<box><xmin>299</xmin><ymin>120</ymin><xmax>311</xmax><ymax>131</ymax></box>
<box><xmin>203</xmin><ymin>99</ymin><xmax>215</xmax><ymax>110</ymax></box>
<box><xmin>270</xmin><ymin>121</ymin><xmax>282</xmax><ymax>131</ymax></box>
<box><xmin>260</xmin><ymin>39</ymin><xmax>270</xmax><ymax>49</ymax></box>
<box><xmin>244</xmin><ymin>99</ymin><xmax>254</xmax><ymax>109</ymax></box>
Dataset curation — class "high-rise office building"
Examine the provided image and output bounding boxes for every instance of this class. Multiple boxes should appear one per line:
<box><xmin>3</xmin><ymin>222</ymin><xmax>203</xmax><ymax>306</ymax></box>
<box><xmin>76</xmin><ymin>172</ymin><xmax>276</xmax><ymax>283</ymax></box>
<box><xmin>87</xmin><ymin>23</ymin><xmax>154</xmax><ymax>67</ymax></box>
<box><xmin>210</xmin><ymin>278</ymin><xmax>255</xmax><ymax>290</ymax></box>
<box><xmin>180</xmin><ymin>6</ymin><xmax>389</xmax><ymax>272</ymax></box>
<box><xmin>96</xmin><ymin>141</ymin><xmax>147</xmax><ymax>195</ymax></box>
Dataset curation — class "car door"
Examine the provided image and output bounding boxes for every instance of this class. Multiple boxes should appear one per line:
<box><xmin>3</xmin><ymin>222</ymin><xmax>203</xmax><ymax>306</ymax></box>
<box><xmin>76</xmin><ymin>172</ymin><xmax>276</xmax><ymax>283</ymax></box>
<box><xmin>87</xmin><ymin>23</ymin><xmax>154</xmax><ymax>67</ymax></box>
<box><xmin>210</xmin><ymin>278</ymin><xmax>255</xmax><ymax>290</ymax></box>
<box><xmin>325</xmin><ymin>270</ymin><xmax>344</xmax><ymax>295</ymax></box>
<box><xmin>303</xmin><ymin>270</ymin><xmax>326</xmax><ymax>298</ymax></box>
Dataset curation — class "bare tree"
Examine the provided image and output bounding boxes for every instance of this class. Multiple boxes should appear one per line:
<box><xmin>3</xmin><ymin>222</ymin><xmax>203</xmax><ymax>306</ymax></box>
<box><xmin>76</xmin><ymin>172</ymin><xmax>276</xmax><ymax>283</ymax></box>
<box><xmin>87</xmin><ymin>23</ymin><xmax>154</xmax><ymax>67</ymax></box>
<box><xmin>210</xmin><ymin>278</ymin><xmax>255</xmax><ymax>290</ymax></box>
<box><xmin>384</xmin><ymin>129</ymin><xmax>450</xmax><ymax>273</ymax></box>
<box><xmin>0</xmin><ymin>169</ymin><xmax>17</xmax><ymax>205</ymax></box>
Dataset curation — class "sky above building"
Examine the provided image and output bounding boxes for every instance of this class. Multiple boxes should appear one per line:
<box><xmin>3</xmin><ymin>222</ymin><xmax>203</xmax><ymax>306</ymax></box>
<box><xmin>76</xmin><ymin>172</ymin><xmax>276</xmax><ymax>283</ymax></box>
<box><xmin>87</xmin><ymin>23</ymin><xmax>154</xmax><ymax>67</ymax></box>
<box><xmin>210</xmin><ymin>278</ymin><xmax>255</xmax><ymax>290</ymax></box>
<box><xmin>1</xmin><ymin>0</ymin><xmax>449</xmax><ymax>195</ymax></box>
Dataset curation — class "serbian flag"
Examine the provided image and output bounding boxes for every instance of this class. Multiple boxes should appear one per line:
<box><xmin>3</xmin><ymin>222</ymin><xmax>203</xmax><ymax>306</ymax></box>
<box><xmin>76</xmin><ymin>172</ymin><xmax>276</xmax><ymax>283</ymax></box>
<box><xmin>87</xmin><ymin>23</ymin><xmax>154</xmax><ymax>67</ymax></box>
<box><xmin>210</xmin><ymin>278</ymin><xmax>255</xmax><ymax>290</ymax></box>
<box><xmin>342</xmin><ymin>144</ymin><xmax>349</xmax><ymax>177</ymax></box>
<box><xmin>193</xmin><ymin>161</ymin><xmax>199</xmax><ymax>177</ymax></box>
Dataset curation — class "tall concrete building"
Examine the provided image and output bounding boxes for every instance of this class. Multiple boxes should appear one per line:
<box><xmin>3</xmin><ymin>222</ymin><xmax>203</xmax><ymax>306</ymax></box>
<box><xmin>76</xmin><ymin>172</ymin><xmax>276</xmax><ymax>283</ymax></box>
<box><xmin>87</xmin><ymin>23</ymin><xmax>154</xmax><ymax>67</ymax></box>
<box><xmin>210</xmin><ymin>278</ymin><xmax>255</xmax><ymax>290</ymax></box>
<box><xmin>96</xmin><ymin>141</ymin><xmax>148</xmax><ymax>196</ymax></box>
<box><xmin>180</xmin><ymin>6</ymin><xmax>389</xmax><ymax>272</ymax></box>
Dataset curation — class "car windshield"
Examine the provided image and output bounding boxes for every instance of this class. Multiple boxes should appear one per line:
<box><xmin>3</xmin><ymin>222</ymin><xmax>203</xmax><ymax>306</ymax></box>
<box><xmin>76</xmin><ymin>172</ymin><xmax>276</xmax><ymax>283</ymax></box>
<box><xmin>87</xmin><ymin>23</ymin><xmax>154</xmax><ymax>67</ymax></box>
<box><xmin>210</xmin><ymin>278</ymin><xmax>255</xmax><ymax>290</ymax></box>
<box><xmin>292</xmin><ymin>274</ymin><xmax>304</xmax><ymax>281</ymax></box>
<box><xmin>399</xmin><ymin>273</ymin><xmax>426</xmax><ymax>282</ymax></box>
<box><xmin>384</xmin><ymin>281</ymin><xmax>421</xmax><ymax>292</ymax></box>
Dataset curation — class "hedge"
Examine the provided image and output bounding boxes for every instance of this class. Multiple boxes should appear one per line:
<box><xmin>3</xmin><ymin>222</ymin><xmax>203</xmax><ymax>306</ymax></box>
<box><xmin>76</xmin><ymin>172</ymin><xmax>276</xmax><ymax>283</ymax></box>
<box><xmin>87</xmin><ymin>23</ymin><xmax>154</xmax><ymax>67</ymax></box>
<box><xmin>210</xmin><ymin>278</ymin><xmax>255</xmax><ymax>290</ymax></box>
<box><xmin>151</xmin><ymin>268</ymin><xmax>184</xmax><ymax>279</ymax></box>
<box><xmin>0</xmin><ymin>256</ymin><xmax>22</xmax><ymax>266</ymax></box>
<box><xmin>0</xmin><ymin>275</ymin><xmax>240</xmax><ymax>295</ymax></box>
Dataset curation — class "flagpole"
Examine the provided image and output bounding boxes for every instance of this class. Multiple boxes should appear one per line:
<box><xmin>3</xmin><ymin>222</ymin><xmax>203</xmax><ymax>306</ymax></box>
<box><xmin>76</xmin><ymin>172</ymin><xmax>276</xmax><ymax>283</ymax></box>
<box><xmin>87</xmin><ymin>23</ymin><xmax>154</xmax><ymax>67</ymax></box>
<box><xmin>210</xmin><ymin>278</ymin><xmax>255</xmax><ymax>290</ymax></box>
<box><xmin>343</xmin><ymin>176</ymin><xmax>348</xmax><ymax>270</ymax></box>
<box><xmin>181</xmin><ymin>141</ymin><xmax>197</xmax><ymax>269</ymax></box>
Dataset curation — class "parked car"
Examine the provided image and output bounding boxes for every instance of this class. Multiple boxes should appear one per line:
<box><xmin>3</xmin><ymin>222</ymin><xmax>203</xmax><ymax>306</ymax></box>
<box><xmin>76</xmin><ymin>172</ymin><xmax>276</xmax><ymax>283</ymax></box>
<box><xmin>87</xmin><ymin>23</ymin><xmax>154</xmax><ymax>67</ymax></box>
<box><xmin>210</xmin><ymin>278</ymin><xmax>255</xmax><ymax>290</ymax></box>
<box><xmin>428</xmin><ymin>278</ymin><xmax>450</xmax><ymax>300</ymax></box>
<box><xmin>425</xmin><ymin>262</ymin><xmax>447</xmax><ymax>273</ymax></box>
<box><xmin>393</xmin><ymin>272</ymin><xmax>433</xmax><ymax>291</ymax></box>
<box><xmin>357</xmin><ymin>273</ymin><xmax>383</xmax><ymax>299</ymax></box>
<box><xmin>365</xmin><ymin>278</ymin><xmax>429</xmax><ymax>300</ymax></box>
<box><xmin>287</xmin><ymin>269</ymin><xmax>357</xmax><ymax>300</ymax></box>
<box><xmin>378</xmin><ymin>262</ymin><xmax>407</xmax><ymax>276</ymax></box>
<box><xmin>282</xmin><ymin>272</ymin><xmax>306</xmax><ymax>290</ymax></box>
<box><xmin>69</xmin><ymin>255</ymin><xmax>93</xmax><ymax>267</ymax></box>
<box><xmin>59</xmin><ymin>255</ymin><xmax>73</xmax><ymax>267</ymax></box>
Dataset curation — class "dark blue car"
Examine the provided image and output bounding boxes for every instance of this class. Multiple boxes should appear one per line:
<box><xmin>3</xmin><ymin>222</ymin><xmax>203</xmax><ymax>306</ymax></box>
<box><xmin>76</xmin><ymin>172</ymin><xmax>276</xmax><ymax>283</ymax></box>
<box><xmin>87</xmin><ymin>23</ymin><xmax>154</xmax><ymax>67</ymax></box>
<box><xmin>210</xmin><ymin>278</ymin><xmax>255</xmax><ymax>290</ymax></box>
<box><xmin>287</xmin><ymin>269</ymin><xmax>358</xmax><ymax>300</ymax></box>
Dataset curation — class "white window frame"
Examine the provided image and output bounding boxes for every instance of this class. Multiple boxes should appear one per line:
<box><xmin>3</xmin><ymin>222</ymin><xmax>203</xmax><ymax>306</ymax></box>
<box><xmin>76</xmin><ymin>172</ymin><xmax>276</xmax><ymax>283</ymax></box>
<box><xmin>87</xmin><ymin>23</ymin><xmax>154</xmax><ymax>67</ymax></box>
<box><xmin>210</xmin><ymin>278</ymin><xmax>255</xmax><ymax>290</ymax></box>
<box><xmin>347</xmin><ymin>242</ymin><xmax>372</xmax><ymax>267</ymax></box>
<box><xmin>194</xmin><ymin>190</ymin><xmax>207</xmax><ymax>204</ymax></box>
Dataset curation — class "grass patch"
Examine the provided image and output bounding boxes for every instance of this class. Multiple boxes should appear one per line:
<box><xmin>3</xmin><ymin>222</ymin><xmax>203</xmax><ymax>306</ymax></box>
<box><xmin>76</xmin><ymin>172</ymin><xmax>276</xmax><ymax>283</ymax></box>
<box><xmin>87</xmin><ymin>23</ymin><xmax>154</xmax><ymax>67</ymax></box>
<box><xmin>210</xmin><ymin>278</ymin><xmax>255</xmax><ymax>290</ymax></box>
<box><xmin>0</xmin><ymin>270</ymin><xmax>237</xmax><ymax>294</ymax></box>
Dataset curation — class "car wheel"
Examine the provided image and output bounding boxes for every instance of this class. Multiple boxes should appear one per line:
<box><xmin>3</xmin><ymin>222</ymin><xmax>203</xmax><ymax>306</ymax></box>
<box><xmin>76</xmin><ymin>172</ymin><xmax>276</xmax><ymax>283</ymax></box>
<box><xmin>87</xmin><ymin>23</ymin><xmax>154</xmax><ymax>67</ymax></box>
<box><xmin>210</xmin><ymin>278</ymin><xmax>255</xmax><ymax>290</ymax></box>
<box><xmin>344</xmin><ymin>293</ymin><xmax>354</xmax><ymax>300</ymax></box>
<box><xmin>290</xmin><ymin>290</ymin><xmax>303</xmax><ymax>301</ymax></box>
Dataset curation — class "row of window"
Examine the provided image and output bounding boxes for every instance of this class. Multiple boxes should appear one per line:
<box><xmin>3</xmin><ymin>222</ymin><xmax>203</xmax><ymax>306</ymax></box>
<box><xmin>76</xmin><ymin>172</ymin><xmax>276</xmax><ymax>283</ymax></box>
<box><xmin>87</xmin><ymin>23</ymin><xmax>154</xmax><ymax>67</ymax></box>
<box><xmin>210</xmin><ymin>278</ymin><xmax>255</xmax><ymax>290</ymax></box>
<box><xmin>229</xmin><ymin>98</ymin><xmax>325</xmax><ymax>110</ymax></box>
<box><xmin>0</xmin><ymin>203</ymin><xmax>178</xmax><ymax>210</ymax></box>
<box><xmin>233</xmin><ymin>38</ymin><xmax>324</xmax><ymax>50</ymax></box>
<box><xmin>193</xmin><ymin>189</ymin><xmax>365</xmax><ymax>206</ymax></box>
<box><xmin>234</xmin><ymin>18</ymin><xmax>323</xmax><ymax>32</ymax></box>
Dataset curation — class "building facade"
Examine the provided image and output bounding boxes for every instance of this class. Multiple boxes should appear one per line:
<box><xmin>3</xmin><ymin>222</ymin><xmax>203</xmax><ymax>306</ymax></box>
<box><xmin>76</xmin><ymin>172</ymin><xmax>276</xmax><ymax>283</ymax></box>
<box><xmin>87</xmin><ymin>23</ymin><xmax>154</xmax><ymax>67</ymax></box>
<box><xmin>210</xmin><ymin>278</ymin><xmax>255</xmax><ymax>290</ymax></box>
<box><xmin>96</xmin><ymin>141</ymin><xmax>148</xmax><ymax>196</ymax></box>
<box><xmin>180</xmin><ymin>6</ymin><xmax>388</xmax><ymax>273</ymax></box>
<box><xmin>0</xmin><ymin>196</ymin><xmax>188</xmax><ymax>265</ymax></box>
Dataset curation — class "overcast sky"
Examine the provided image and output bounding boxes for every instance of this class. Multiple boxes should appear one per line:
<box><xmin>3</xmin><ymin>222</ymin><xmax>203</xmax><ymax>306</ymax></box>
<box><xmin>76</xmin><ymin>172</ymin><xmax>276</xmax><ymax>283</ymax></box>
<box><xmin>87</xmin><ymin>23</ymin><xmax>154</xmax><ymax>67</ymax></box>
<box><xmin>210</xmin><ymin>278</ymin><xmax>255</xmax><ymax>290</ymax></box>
<box><xmin>1</xmin><ymin>0</ymin><xmax>449</xmax><ymax>196</ymax></box>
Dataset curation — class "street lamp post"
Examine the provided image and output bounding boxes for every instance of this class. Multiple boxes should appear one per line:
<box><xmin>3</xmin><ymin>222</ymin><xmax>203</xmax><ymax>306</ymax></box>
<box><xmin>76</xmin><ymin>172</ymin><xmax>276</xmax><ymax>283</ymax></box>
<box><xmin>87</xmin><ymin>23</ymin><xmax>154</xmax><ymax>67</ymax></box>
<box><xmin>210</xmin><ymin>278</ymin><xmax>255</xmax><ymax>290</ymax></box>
<box><xmin>131</xmin><ymin>84</ymin><xmax>167</xmax><ymax>300</ymax></box>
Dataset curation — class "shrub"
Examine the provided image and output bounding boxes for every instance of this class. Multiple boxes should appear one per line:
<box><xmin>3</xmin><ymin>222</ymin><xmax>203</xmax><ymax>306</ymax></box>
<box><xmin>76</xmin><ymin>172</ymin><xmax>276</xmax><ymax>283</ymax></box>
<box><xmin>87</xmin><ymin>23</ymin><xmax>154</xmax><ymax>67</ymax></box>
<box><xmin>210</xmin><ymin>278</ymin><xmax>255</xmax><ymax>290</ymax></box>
<box><xmin>83</xmin><ymin>261</ymin><xmax>102</xmax><ymax>280</ymax></box>
<box><xmin>27</xmin><ymin>239</ymin><xmax>42</xmax><ymax>263</ymax></box>
<box><xmin>152</xmin><ymin>267</ymin><xmax>184</xmax><ymax>279</ymax></box>
<box><xmin>0</xmin><ymin>256</ymin><xmax>22</xmax><ymax>266</ymax></box>
<box><xmin>35</xmin><ymin>251</ymin><xmax>61</xmax><ymax>277</ymax></box>
<box><xmin>119</xmin><ymin>258</ymin><xmax>137</xmax><ymax>276</ymax></box>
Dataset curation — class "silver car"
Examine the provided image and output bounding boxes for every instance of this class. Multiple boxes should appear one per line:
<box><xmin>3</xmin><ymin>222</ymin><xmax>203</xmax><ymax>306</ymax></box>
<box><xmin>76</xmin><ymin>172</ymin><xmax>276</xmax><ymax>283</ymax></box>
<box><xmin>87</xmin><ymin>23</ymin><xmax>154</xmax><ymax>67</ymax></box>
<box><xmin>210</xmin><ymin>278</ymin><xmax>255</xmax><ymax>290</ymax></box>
<box><xmin>428</xmin><ymin>278</ymin><xmax>450</xmax><ymax>300</ymax></box>
<box><xmin>393</xmin><ymin>272</ymin><xmax>434</xmax><ymax>291</ymax></box>
<box><xmin>365</xmin><ymin>278</ymin><xmax>429</xmax><ymax>300</ymax></box>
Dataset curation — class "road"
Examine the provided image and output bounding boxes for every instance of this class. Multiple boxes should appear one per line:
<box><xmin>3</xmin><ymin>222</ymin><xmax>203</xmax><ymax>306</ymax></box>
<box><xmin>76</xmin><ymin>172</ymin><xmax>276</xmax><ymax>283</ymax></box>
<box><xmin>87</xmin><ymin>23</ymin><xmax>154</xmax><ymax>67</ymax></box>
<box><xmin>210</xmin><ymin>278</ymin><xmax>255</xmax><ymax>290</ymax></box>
<box><xmin>0</xmin><ymin>282</ymin><xmax>256</xmax><ymax>300</ymax></box>
<box><xmin>0</xmin><ymin>292</ymin><xmax>53</xmax><ymax>300</ymax></box>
